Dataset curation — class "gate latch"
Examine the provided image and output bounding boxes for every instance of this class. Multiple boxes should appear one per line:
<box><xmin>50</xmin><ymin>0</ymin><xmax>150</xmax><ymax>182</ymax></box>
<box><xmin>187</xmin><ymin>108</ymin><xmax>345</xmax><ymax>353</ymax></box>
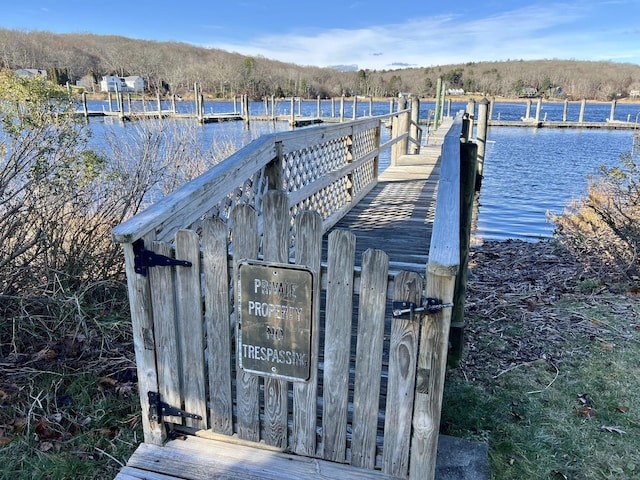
<box><xmin>148</xmin><ymin>391</ymin><xmax>202</xmax><ymax>424</ymax></box>
<box><xmin>392</xmin><ymin>298</ymin><xmax>454</xmax><ymax>319</ymax></box>
<box><xmin>133</xmin><ymin>239</ymin><xmax>192</xmax><ymax>276</ymax></box>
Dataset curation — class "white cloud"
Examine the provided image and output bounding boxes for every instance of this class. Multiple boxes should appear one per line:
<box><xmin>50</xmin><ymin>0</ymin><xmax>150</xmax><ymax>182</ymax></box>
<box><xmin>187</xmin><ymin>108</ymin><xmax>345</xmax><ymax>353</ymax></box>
<box><xmin>209</xmin><ymin>3</ymin><xmax>640</xmax><ymax>69</ymax></box>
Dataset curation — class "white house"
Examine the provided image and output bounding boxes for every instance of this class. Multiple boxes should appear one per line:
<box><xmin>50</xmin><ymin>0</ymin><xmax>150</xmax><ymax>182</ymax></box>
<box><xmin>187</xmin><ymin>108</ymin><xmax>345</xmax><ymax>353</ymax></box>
<box><xmin>99</xmin><ymin>75</ymin><xmax>144</xmax><ymax>93</ymax></box>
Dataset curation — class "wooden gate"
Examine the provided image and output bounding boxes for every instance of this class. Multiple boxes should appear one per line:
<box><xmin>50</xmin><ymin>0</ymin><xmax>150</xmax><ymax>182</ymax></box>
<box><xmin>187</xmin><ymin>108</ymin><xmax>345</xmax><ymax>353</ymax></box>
<box><xmin>113</xmin><ymin>113</ymin><xmax>462</xmax><ymax>480</ymax></box>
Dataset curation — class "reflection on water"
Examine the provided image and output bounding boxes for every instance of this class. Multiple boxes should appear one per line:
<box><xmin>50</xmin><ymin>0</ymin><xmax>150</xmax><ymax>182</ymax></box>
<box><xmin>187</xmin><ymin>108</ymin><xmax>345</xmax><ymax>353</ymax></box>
<box><xmin>475</xmin><ymin>127</ymin><xmax>635</xmax><ymax>241</ymax></box>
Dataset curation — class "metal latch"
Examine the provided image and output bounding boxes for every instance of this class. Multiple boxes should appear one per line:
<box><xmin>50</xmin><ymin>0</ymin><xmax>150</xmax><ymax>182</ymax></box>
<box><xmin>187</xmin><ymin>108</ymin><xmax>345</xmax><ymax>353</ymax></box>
<box><xmin>148</xmin><ymin>391</ymin><xmax>202</xmax><ymax>424</ymax></box>
<box><xmin>392</xmin><ymin>298</ymin><xmax>454</xmax><ymax>319</ymax></box>
<box><xmin>133</xmin><ymin>239</ymin><xmax>192</xmax><ymax>276</ymax></box>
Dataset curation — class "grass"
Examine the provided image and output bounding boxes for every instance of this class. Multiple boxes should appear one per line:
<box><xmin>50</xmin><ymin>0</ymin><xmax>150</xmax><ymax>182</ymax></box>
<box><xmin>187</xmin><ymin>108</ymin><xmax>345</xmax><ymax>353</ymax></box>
<box><xmin>441</xmin><ymin>242</ymin><xmax>640</xmax><ymax>480</ymax></box>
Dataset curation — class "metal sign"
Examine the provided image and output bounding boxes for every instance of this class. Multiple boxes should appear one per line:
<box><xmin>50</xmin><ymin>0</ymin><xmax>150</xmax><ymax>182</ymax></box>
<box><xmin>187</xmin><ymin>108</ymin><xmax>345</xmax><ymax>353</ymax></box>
<box><xmin>237</xmin><ymin>260</ymin><xmax>314</xmax><ymax>382</ymax></box>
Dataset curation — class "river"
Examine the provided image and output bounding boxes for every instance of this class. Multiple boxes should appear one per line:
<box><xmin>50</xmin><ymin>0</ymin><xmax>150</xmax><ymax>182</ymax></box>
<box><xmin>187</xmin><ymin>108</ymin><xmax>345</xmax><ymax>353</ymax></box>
<box><xmin>84</xmin><ymin>98</ymin><xmax>640</xmax><ymax>242</ymax></box>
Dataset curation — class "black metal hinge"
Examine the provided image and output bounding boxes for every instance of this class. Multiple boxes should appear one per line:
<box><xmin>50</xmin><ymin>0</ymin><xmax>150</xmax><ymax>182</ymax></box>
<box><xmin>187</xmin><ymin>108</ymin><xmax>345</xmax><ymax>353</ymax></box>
<box><xmin>392</xmin><ymin>298</ymin><xmax>454</xmax><ymax>320</ymax></box>
<box><xmin>148</xmin><ymin>391</ymin><xmax>202</xmax><ymax>424</ymax></box>
<box><xmin>133</xmin><ymin>239</ymin><xmax>192</xmax><ymax>276</ymax></box>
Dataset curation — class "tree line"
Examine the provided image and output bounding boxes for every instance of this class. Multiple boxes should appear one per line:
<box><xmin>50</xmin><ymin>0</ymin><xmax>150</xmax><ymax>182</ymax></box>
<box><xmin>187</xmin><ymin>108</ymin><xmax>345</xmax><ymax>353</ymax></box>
<box><xmin>1</xmin><ymin>28</ymin><xmax>640</xmax><ymax>101</ymax></box>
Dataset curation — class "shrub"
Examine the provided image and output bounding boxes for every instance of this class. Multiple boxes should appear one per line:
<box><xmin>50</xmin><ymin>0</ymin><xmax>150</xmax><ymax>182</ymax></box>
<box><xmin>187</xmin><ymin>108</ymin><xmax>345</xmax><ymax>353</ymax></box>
<box><xmin>553</xmin><ymin>133</ymin><xmax>640</xmax><ymax>279</ymax></box>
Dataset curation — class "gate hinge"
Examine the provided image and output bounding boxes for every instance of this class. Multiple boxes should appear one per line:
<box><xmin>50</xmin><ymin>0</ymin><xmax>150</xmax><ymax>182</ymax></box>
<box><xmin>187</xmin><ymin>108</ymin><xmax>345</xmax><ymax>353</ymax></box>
<box><xmin>133</xmin><ymin>239</ymin><xmax>192</xmax><ymax>276</ymax></box>
<box><xmin>392</xmin><ymin>298</ymin><xmax>454</xmax><ymax>319</ymax></box>
<box><xmin>148</xmin><ymin>391</ymin><xmax>202</xmax><ymax>424</ymax></box>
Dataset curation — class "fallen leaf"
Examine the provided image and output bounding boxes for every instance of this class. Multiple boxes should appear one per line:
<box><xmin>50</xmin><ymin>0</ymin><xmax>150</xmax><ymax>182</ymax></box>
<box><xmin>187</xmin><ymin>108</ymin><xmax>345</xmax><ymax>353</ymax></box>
<box><xmin>599</xmin><ymin>425</ymin><xmax>626</xmax><ymax>435</ymax></box>
<box><xmin>553</xmin><ymin>471</ymin><xmax>568</xmax><ymax>479</ymax></box>
<box><xmin>616</xmin><ymin>406</ymin><xmax>630</xmax><ymax>413</ymax></box>
<box><xmin>35</xmin><ymin>418</ymin><xmax>60</xmax><ymax>440</ymax></box>
<box><xmin>0</xmin><ymin>435</ymin><xmax>13</xmax><ymax>446</ymax></box>
<box><xmin>34</xmin><ymin>347</ymin><xmax>58</xmax><ymax>362</ymax></box>
<box><xmin>574</xmin><ymin>406</ymin><xmax>597</xmax><ymax>419</ymax></box>
<box><xmin>38</xmin><ymin>441</ymin><xmax>54</xmax><ymax>452</ymax></box>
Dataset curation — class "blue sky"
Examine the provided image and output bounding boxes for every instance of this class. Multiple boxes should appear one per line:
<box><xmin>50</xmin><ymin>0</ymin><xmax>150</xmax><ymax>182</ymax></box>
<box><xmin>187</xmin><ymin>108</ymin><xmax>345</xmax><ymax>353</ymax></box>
<box><xmin>3</xmin><ymin>0</ymin><xmax>640</xmax><ymax>69</ymax></box>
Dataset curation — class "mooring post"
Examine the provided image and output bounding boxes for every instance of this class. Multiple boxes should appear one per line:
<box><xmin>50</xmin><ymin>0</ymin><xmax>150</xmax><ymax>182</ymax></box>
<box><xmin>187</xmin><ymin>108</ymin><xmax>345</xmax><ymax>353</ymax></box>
<box><xmin>450</xmin><ymin>140</ymin><xmax>478</xmax><ymax>368</ymax></box>
<box><xmin>233</xmin><ymin>95</ymin><xmax>238</xmax><ymax>114</ymax></box>
<box><xmin>434</xmin><ymin>78</ymin><xmax>443</xmax><ymax>130</ymax></box>
<box><xmin>410</xmin><ymin>96</ymin><xmax>420</xmax><ymax>154</ymax></box>
<box><xmin>290</xmin><ymin>97</ymin><xmax>295</xmax><ymax>125</ymax></box>
<box><xmin>563</xmin><ymin>99</ymin><xmax>569</xmax><ymax>122</ymax></box>
<box><xmin>465</xmin><ymin>99</ymin><xmax>475</xmax><ymax>142</ymax></box>
<box><xmin>171</xmin><ymin>94</ymin><xmax>176</xmax><ymax>114</ymax></box>
<box><xmin>244</xmin><ymin>94</ymin><xmax>250</xmax><ymax>126</ymax></box>
<box><xmin>156</xmin><ymin>92</ymin><xmax>162</xmax><ymax>114</ymax></box>
<box><xmin>475</xmin><ymin>98</ymin><xmax>489</xmax><ymax>190</ymax></box>
<box><xmin>264</xmin><ymin>97</ymin><xmax>268</xmax><ymax>116</ymax></box>
<box><xmin>352</xmin><ymin>96</ymin><xmax>357</xmax><ymax>120</ymax></box>
<box><xmin>317</xmin><ymin>95</ymin><xmax>321</xmax><ymax>118</ymax></box>
<box><xmin>535</xmin><ymin>97</ymin><xmax>542</xmax><ymax>122</ymax></box>
<box><xmin>447</xmin><ymin>99</ymin><xmax>452</xmax><ymax>117</ymax></box>
<box><xmin>489</xmin><ymin>97</ymin><xmax>495</xmax><ymax>120</ymax></box>
<box><xmin>297</xmin><ymin>96</ymin><xmax>302</xmax><ymax>116</ymax></box>
<box><xmin>271</xmin><ymin>95</ymin><xmax>276</xmax><ymax>119</ymax></box>
<box><xmin>108</xmin><ymin>91</ymin><xmax>113</xmax><ymax>112</ymax></box>
<box><xmin>525</xmin><ymin>99</ymin><xmax>532</xmax><ymax>120</ymax></box>
<box><xmin>82</xmin><ymin>91</ymin><xmax>88</xmax><ymax>119</ymax></box>
<box><xmin>340</xmin><ymin>95</ymin><xmax>345</xmax><ymax>122</ymax></box>
<box><xmin>369</xmin><ymin>96</ymin><xmax>373</xmax><ymax>117</ymax></box>
<box><xmin>609</xmin><ymin>98</ymin><xmax>617</xmax><ymax>122</ymax></box>
<box><xmin>579</xmin><ymin>99</ymin><xmax>586</xmax><ymax>123</ymax></box>
<box><xmin>331</xmin><ymin>97</ymin><xmax>336</xmax><ymax>118</ymax></box>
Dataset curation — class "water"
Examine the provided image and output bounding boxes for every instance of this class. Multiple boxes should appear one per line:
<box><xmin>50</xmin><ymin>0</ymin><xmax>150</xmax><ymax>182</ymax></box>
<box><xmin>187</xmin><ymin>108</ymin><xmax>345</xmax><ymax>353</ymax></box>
<box><xmin>81</xmin><ymin>99</ymin><xmax>640</xmax><ymax>242</ymax></box>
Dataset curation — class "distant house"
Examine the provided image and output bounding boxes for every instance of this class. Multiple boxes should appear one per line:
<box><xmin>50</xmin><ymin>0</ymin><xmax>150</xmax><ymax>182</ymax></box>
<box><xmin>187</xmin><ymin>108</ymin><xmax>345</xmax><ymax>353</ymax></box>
<box><xmin>519</xmin><ymin>87</ymin><xmax>538</xmax><ymax>98</ymax></box>
<box><xmin>631</xmin><ymin>90</ymin><xmax>640</xmax><ymax>98</ymax></box>
<box><xmin>99</xmin><ymin>75</ymin><xmax>144</xmax><ymax>93</ymax></box>
<box><xmin>446</xmin><ymin>88</ymin><xmax>465</xmax><ymax>96</ymax></box>
<box><xmin>15</xmin><ymin>68</ymin><xmax>47</xmax><ymax>78</ymax></box>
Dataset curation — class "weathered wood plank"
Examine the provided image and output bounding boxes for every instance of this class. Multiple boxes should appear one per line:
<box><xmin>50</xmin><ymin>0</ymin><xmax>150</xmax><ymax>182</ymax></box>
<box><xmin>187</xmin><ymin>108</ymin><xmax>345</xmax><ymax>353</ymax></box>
<box><xmin>202</xmin><ymin>217</ymin><xmax>233</xmax><ymax>435</ymax></box>
<box><xmin>122</xmin><ymin>235</ymin><xmax>164</xmax><ymax>444</ymax></box>
<box><xmin>124</xmin><ymin>436</ymin><xmax>400</xmax><ymax>480</ymax></box>
<box><xmin>175</xmin><ymin>230</ymin><xmax>207</xmax><ymax>429</ymax></box>
<box><xmin>382</xmin><ymin>271</ymin><xmax>422</xmax><ymax>477</ymax></box>
<box><xmin>232</xmin><ymin>205</ymin><xmax>261</xmax><ymax>442</ymax></box>
<box><xmin>322</xmin><ymin>229</ymin><xmax>357</xmax><ymax>462</ymax></box>
<box><xmin>148</xmin><ymin>241</ymin><xmax>181</xmax><ymax>425</ymax></box>
<box><xmin>261</xmin><ymin>190</ymin><xmax>290</xmax><ymax>449</ymax></box>
<box><xmin>292</xmin><ymin>210</ymin><xmax>323</xmax><ymax>456</ymax></box>
<box><xmin>351</xmin><ymin>249</ymin><xmax>389</xmax><ymax>469</ymax></box>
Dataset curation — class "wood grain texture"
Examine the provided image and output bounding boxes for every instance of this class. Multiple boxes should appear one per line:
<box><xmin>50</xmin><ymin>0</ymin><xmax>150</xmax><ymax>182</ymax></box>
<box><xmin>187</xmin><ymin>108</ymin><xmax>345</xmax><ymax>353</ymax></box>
<box><xmin>321</xmin><ymin>229</ymin><xmax>357</xmax><ymax>462</ymax></box>
<box><xmin>202</xmin><ymin>217</ymin><xmax>233</xmax><ymax>435</ymax></box>
<box><xmin>292</xmin><ymin>210</ymin><xmax>323</xmax><ymax>456</ymax></box>
<box><xmin>351</xmin><ymin>249</ymin><xmax>389</xmax><ymax>469</ymax></box>
<box><xmin>232</xmin><ymin>204</ymin><xmax>260</xmax><ymax>442</ymax></box>
<box><xmin>262</xmin><ymin>190</ymin><xmax>290</xmax><ymax>449</ymax></box>
<box><xmin>175</xmin><ymin>229</ymin><xmax>207</xmax><ymax>429</ymax></box>
<box><xmin>148</xmin><ymin>241</ymin><xmax>181</xmax><ymax>425</ymax></box>
<box><xmin>382</xmin><ymin>271</ymin><xmax>422</xmax><ymax>477</ymax></box>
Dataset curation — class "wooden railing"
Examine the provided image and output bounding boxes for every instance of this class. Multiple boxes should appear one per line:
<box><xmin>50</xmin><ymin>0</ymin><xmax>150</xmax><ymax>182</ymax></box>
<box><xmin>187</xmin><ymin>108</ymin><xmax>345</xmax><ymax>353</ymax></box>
<box><xmin>112</xmin><ymin>109</ymin><xmax>414</xmax><ymax>245</ymax></box>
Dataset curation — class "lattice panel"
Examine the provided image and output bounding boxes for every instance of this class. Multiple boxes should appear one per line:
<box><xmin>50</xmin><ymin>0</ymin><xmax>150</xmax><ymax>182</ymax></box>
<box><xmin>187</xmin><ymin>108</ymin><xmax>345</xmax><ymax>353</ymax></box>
<box><xmin>205</xmin><ymin>165</ymin><xmax>268</xmax><ymax>224</ymax></box>
<box><xmin>282</xmin><ymin>136</ymin><xmax>349</xmax><ymax>193</ymax></box>
<box><xmin>351</xmin><ymin>158</ymin><xmax>376</xmax><ymax>194</ymax></box>
<box><xmin>351</xmin><ymin>126</ymin><xmax>378</xmax><ymax>161</ymax></box>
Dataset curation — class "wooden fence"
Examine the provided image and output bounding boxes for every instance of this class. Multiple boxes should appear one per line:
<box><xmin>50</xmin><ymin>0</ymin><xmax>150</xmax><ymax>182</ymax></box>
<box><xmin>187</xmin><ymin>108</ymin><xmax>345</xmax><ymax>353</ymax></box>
<box><xmin>112</xmin><ymin>110</ymin><xmax>462</xmax><ymax>480</ymax></box>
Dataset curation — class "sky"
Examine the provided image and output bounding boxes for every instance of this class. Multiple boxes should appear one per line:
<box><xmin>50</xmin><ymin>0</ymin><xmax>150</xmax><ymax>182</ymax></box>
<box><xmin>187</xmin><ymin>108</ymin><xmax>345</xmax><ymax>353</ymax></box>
<box><xmin>2</xmin><ymin>0</ymin><xmax>640</xmax><ymax>70</ymax></box>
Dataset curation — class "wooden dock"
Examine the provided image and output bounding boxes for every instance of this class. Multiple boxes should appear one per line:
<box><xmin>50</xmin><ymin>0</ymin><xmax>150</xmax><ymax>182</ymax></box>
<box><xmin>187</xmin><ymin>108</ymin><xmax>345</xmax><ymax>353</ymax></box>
<box><xmin>110</xmin><ymin>103</ymin><xmax>471</xmax><ymax>480</ymax></box>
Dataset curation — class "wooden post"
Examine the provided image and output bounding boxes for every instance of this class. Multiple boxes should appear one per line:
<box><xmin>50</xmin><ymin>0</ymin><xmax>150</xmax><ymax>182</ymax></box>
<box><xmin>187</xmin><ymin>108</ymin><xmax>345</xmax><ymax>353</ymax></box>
<box><xmin>290</xmin><ymin>97</ymin><xmax>295</xmax><ymax>125</ymax></box>
<box><xmin>317</xmin><ymin>95</ymin><xmax>321</xmax><ymax>118</ymax></box>
<box><xmin>156</xmin><ymin>92</ymin><xmax>161</xmax><ymax>114</ymax></box>
<box><xmin>438</xmin><ymin>80</ymin><xmax>446</xmax><ymax>123</ymax></box>
<box><xmin>465</xmin><ymin>99</ymin><xmax>475</xmax><ymax>142</ymax></box>
<box><xmin>331</xmin><ymin>97</ymin><xmax>336</xmax><ymax>118</ymax></box>
<box><xmin>434</xmin><ymin>78</ymin><xmax>442</xmax><ymax>130</ymax></box>
<box><xmin>579</xmin><ymin>98</ymin><xmax>586</xmax><ymax>123</ymax></box>
<box><xmin>410</xmin><ymin>96</ymin><xmax>420</xmax><ymax>154</ymax></box>
<box><xmin>352</xmin><ymin>96</ymin><xmax>357</xmax><ymax>120</ymax></box>
<box><xmin>108</xmin><ymin>91</ymin><xmax>113</xmax><ymax>112</ymax></box>
<box><xmin>264</xmin><ymin>97</ymin><xmax>268</xmax><ymax>116</ymax></box>
<box><xmin>340</xmin><ymin>95</ymin><xmax>345</xmax><ymax>122</ymax></box>
<box><xmin>609</xmin><ymin>98</ymin><xmax>617</xmax><ymax>122</ymax></box>
<box><xmin>391</xmin><ymin>115</ymin><xmax>399</xmax><ymax>166</ymax></box>
<box><xmin>489</xmin><ymin>97</ymin><xmax>495</xmax><ymax>120</ymax></box>
<box><xmin>297</xmin><ymin>97</ymin><xmax>302</xmax><ymax>116</ymax></box>
<box><xmin>563</xmin><ymin>99</ymin><xmax>569</xmax><ymax>122</ymax></box>
<box><xmin>449</xmin><ymin>140</ymin><xmax>478</xmax><ymax>368</ymax></box>
<box><xmin>535</xmin><ymin>97</ymin><xmax>542</xmax><ymax>122</ymax></box>
<box><xmin>271</xmin><ymin>95</ymin><xmax>275</xmax><ymax>119</ymax></box>
<box><xmin>82</xmin><ymin>91</ymin><xmax>88</xmax><ymax>119</ymax></box>
<box><xmin>369</xmin><ymin>96</ymin><xmax>373</xmax><ymax>117</ymax></box>
<box><xmin>171</xmin><ymin>94</ymin><xmax>177</xmax><ymax>114</ymax></box>
<box><xmin>389</xmin><ymin>98</ymin><xmax>394</xmax><ymax>114</ymax></box>
<box><xmin>475</xmin><ymin>98</ymin><xmax>489</xmax><ymax>190</ymax></box>
<box><xmin>233</xmin><ymin>95</ymin><xmax>238</xmax><ymax>114</ymax></box>
<box><xmin>398</xmin><ymin>109</ymin><xmax>410</xmax><ymax>159</ymax></box>
<box><xmin>525</xmin><ymin>99</ymin><xmax>532</xmax><ymax>119</ymax></box>
<box><xmin>243</xmin><ymin>94</ymin><xmax>250</xmax><ymax>126</ymax></box>
<box><xmin>447</xmin><ymin>99</ymin><xmax>452</xmax><ymax>117</ymax></box>
<box><xmin>194</xmin><ymin>83</ymin><xmax>200</xmax><ymax>121</ymax></box>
